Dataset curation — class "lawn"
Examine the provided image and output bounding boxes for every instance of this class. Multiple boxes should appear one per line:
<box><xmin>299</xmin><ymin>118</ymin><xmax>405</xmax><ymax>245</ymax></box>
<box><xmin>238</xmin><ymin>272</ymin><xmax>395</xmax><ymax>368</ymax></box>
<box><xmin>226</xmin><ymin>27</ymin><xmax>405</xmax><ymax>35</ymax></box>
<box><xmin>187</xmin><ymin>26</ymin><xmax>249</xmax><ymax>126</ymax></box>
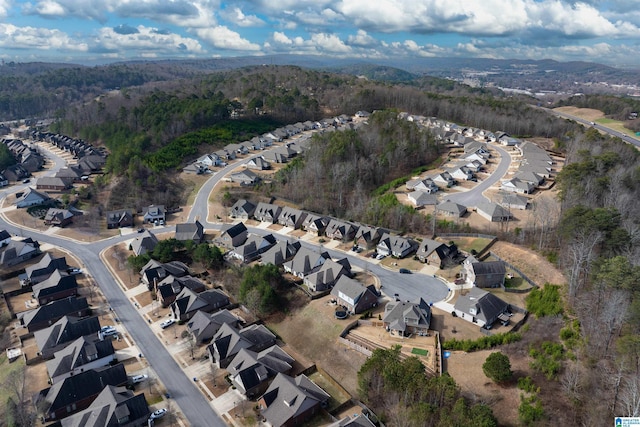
<box><xmin>0</xmin><ymin>354</ymin><xmax>27</xmax><ymax>416</ymax></box>
<box><xmin>596</xmin><ymin>118</ymin><xmax>638</xmax><ymax>137</ymax></box>
<box><xmin>411</xmin><ymin>348</ymin><xmax>429</xmax><ymax>356</ymax></box>
<box><xmin>448</xmin><ymin>237</ymin><xmax>493</xmax><ymax>254</ymax></box>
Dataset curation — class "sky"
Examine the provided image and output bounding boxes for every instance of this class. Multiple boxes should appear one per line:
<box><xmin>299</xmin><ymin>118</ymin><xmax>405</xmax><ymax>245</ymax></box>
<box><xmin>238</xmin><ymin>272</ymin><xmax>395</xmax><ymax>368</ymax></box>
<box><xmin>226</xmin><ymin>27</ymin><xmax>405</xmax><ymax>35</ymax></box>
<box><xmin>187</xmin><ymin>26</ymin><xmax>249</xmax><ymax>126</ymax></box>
<box><xmin>1</xmin><ymin>0</ymin><xmax>640</xmax><ymax>67</ymax></box>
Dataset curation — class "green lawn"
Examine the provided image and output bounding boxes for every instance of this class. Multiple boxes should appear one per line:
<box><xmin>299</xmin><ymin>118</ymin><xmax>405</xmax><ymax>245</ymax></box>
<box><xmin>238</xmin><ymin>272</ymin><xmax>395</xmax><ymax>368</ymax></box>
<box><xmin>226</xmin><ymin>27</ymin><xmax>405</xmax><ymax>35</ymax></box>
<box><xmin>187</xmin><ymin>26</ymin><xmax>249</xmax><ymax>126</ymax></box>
<box><xmin>450</xmin><ymin>237</ymin><xmax>493</xmax><ymax>254</ymax></box>
<box><xmin>411</xmin><ymin>348</ymin><xmax>429</xmax><ymax>356</ymax></box>
<box><xmin>596</xmin><ymin>118</ymin><xmax>638</xmax><ymax>137</ymax></box>
<box><xmin>0</xmin><ymin>354</ymin><xmax>26</xmax><ymax>417</ymax></box>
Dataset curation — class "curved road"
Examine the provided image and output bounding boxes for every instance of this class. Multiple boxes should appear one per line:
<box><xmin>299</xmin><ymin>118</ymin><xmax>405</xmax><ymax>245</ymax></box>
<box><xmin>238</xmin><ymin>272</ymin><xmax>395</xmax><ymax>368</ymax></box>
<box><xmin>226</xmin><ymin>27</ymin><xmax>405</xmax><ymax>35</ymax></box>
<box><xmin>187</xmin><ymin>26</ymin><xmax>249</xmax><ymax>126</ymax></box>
<box><xmin>0</xmin><ymin>130</ymin><xmax>509</xmax><ymax>425</ymax></box>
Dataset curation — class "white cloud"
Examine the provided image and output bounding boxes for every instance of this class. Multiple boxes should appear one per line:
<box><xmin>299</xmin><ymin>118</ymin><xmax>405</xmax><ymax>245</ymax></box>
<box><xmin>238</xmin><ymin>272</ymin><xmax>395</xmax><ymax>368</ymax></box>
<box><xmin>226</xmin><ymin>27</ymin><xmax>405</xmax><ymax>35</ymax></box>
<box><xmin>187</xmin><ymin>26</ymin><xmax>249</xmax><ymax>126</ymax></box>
<box><xmin>0</xmin><ymin>0</ymin><xmax>9</xmax><ymax>18</ymax></box>
<box><xmin>310</xmin><ymin>33</ymin><xmax>351</xmax><ymax>53</ymax></box>
<box><xmin>347</xmin><ymin>29</ymin><xmax>377</xmax><ymax>47</ymax></box>
<box><xmin>219</xmin><ymin>7</ymin><xmax>265</xmax><ymax>27</ymax></box>
<box><xmin>272</xmin><ymin>31</ymin><xmax>293</xmax><ymax>45</ymax></box>
<box><xmin>0</xmin><ymin>23</ymin><xmax>88</xmax><ymax>51</ymax></box>
<box><xmin>195</xmin><ymin>25</ymin><xmax>261</xmax><ymax>50</ymax></box>
<box><xmin>96</xmin><ymin>25</ymin><xmax>203</xmax><ymax>53</ymax></box>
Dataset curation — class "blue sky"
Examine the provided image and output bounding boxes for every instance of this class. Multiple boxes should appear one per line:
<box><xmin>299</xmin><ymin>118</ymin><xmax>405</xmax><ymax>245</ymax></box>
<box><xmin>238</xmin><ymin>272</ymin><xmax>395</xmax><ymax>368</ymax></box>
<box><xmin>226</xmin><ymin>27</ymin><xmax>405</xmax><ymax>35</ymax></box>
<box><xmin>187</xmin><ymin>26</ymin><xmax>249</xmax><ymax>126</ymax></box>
<box><xmin>1</xmin><ymin>0</ymin><xmax>639</xmax><ymax>67</ymax></box>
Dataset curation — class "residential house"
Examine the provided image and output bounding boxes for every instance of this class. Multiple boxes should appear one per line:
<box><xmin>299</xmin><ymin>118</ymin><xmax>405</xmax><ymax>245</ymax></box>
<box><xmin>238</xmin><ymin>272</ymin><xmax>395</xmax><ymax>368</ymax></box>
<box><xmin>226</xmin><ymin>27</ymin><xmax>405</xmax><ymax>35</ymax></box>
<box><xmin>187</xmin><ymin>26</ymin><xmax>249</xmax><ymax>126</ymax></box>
<box><xmin>437</xmin><ymin>200</ymin><xmax>467</xmax><ymax>217</ymax></box>
<box><xmin>77</xmin><ymin>155</ymin><xmax>107</xmax><ymax>173</ymax></box>
<box><xmin>139</xmin><ymin>260</ymin><xmax>189</xmax><ymax>291</ymax></box>
<box><xmin>262</xmin><ymin>151</ymin><xmax>288</xmax><ymax>164</ymax></box>
<box><xmin>325</xmin><ymin>219</ymin><xmax>357</xmax><ymax>242</ymax></box>
<box><xmin>329</xmin><ymin>414</ymin><xmax>377</xmax><ymax>427</ymax></box>
<box><xmin>197</xmin><ymin>153</ymin><xmax>222</xmax><ymax>167</ymax></box>
<box><xmin>254</xmin><ymin>202</ymin><xmax>282</xmax><ymax>224</ymax></box>
<box><xmin>44</xmin><ymin>208</ymin><xmax>74</xmax><ymax>227</ymax></box>
<box><xmin>187</xmin><ymin>309</ymin><xmax>240</xmax><ymax>344</ymax></box>
<box><xmin>330</xmin><ymin>277</ymin><xmax>378</xmax><ymax>314</ymax></box>
<box><xmin>277</xmin><ymin>207</ymin><xmax>307</xmax><ymax>229</ymax></box>
<box><xmin>46</xmin><ymin>335</ymin><xmax>116</xmax><ymax>384</ymax></box>
<box><xmin>383</xmin><ymin>298</ymin><xmax>432</xmax><ymax>336</ymax></box>
<box><xmin>225</xmin><ymin>143</ymin><xmax>249</xmax><ymax>155</ymax></box>
<box><xmin>513</xmin><ymin>170</ymin><xmax>545</xmax><ymax>186</ymax></box>
<box><xmin>2</xmin><ymin>163</ymin><xmax>29</xmax><ymax>182</ymax></box>
<box><xmin>463</xmin><ymin>257</ymin><xmax>506</xmax><ymax>288</ymax></box>
<box><xmin>34</xmin><ymin>315</ymin><xmax>102</xmax><ymax>359</ymax></box>
<box><xmin>259</xmin><ymin>373</ymin><xmax>330</xmax><ymax>427</ymax></box>
<box><xmin>183</xmin><ymin>162</ymin><xmax>208</xmax><ymax>174</ymax></box>
<box><xmin>246</xmin><ymin>157</ymin><xmax>271</xmax><ymax>170</ymax></box>
<box><xmin>55</xmin><ymin>166</ymin><xmax>84</xmax><ymax>182</ymax></box>
<box><xmin>476</xmin><ymin>202</ymin><xmax>512</xmax><ymax>222</ymax></box>
<box><xmin>301</xmin><ymin>214</ymin><xmax>330</xmax><ymax>236</ymax></box>
<box><xmin>416</xmin><ymin>239</ymin><xmax>460</xmax><ymax>268</ymax></box>
<box><xmin>453</xmin><ymin>287</ymin><xmax>510</xmax><ymax>328</ymax></box>
<box><xmin>354</xmin><ymin>226</ymin><xmax>386</xmax><ymax>251</ymax></box>
<box><xmin>0</xmin><ymin>237</ymin><xmax>41</xmax><ymax>267</ymax></box>
<box><xmin>208</xmin><ymin>323</ymin><xmax>276</xmax><ymax>368</ymax></box>
<box><xmin>228</xmin><ymin>233</ymin><xmax>277</xmax><ymax>263</ymax></box>
<box><xmin>171</xmin><ymin>287</ymin><xmax>230</xmax><ymax>322</ymax></box>
<box><xmin>283</xmin><ymin>247</ymin><xmax>331</xmax><ymax>278</ymax></box>
<box><xmin>36</xmin><ymin>176</ymin><xmax>72</xmax><ymax>191</ymax></box>
<box><xmin>60</xmin><ymin>385</ymin><xmax>150</xmax><ymax>427</ymax></box>
<box><xmin>501</xmin><ymin>194</ymin><xmax>530</xmax><ymax>210</ymax></box>
<box><xmin>19</xmin><ymin>297</ymin><xmax>90</xmax><ymax>333</ymax></box>
<box><xmin>22</xmin><ymin>253</ymin><xmax>69</xmax><ymax>286</ymax></box>
<box><xmin>15</xmin><ymin>188</ymin><xmax>50</xmax><ymax>208</ymax></box>
<box><xmin>106</xmin><ymin>209</ymin><xmax>134</xmax><ymax>229</ymax></box>
<box><xmin>465</xmin><ymin>151</ymin><xmax>489</xmax><ymax>166</ymax></box>
<box><xmin>228</xmin><ymin>345</ymin><xmax>295</xmax><ymax>399</ymax></box>
<box><xmin>376</xmin><ymin>233</ymin><xmax>417</xmax><ymax>258</ymax></box>
<box><xmin>129</xmin><ymin>230</ymin><xmax>158</xmax><ymax>256</ymax></box>
<box><xmin>214</xmin><ymin>149</ymin><xmax>236</xmax><ymax>161</ymax></box>
<box><xmin>174</xmin><ymin>220</ymin><xmax>205</xmax><ymax>243</ymax></box>
<box><xmin>448</xmin><ymin>166</ymin><xmax>475</xmax><ymax>181</ymax></box>
<box><xmin>0</xmin><ymin>229</ymin><xmax>10</xmax><ymax>246</ymax></box>
<box><xmin>303</xmin><ymin>259</ymin><xmax>351</xmax><ymax>292</ymax></box>
<box><xmin>500</xmin><ymin>178</ymin><xmax>535</xmax><ymax>194</ymax></box>
<box><xmin>141</xmin><ymin>205</ymin><xmax>165</xmax><ymax>224</ymax></box>
<box><xmin>407</xmin><ymin>190</ymin><xmax>437</xmax><ymax>208</ymax></box>
<box><xmin>32</xmin><ymin>269</ymin><xmax>79</xmax><ymax>305</ymax></box>
<box><xmin>406</xmin><ymin>178</ymin><xmax>439</xmax><ymax>193</ymax></box>
<box><xmin>260</xmin><ymin>240</ymin><xmax>301</xmax><ymax>266</ymax></box>
<box><xmin>156</xmin><ymin>275</ymin><xmax>206</xmax><ymax>307</ymax></box>
<box><xmin>35</xmin><ymin>363</ymin><xmax>128</xmax><ymax>422</ymax></box>
<box><xmin>230</xmin><ymin>170</ymin><xmax>260</xmax><ymax>185</ymax></box>
<box><xmin>218</xmin><ymin>222</ymin><xmax>248</xmax><ymax>249</ymax></box>
<box><xmin>432</xmin><ymin>172</ymin><xmax>455</xmax><ymax>188</ymax></box>
<box><xmin>230</xmin><ymin>199</ymin><xmax>256</xmax><ymax>220</ymax></box>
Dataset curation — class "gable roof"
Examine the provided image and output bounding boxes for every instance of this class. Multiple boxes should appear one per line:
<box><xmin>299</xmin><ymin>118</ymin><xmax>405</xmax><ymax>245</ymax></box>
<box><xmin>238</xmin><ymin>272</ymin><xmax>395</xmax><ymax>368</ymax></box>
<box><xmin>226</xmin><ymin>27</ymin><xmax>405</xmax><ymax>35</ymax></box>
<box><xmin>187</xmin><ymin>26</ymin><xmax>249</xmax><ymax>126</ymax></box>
<box><xmin>230</xmin><ymin>199</ymin><xmax>256</xmax><ymax>218</ymax></box>
<box><xmin>261</xmin><ymin>373</ymin><xmax>330</xmax><ymax>427</ymax></box>
<box><xmin>437</xmin><ymin>200</ymin><xmax>467</xmax><ymax>216</ymax></box>
<box><xmin>228</xmin><ymin>346</ymin><xmax>295</xmax><ymax>394</ymax></box>
<box><xmin>34</xmin><ymin>315</ymin><xmax>101</xmax><ymax>356</ymax></box>
<box><xmin>32</xmin><ymin>269</ymin><xmax>78</xmax><ymax>300</ymax></box>
<box><xmin>221</xmin><ymin>222</ymin><xmax>248</xmax><ymax>239</ymax></box>
<box><xmin>383</xmin><ymin>298</ymin><xmax>431</xmax><ymax>332</ymax></box>
<box><xmin>24</xmin><ymin>253</ymin><xmax>68</xmax><ymax>283</ymax></box>
<box><xmin>330</xmin><ymin>276</ymin><xmax>377</xmax><ymax>306</ymax></box>
<box><xmin>187</xmin><ymin>309</ymin><xmax>239</xmax><ymax>343</ymax></box>
<box><xmin>453</xmin><ymin>287</ymin><xmax>509</xmax><ymax>324</ymax></box>
<box><xmin>0</xmin><ymin>237</ymin><xmax>40</xmax><ymax>266</ymax></box>
<box><xmin>261</xmin><ymin>240</ymin><xmax>301</xmax><ymax>266</ymax></box>
<box><xmin>60</xmin><ymin>385</ymin><xmax>149</xmax><ymax>427</ymax></box>
<box><xmin>174</xmin><ymin>220</ymin><xmax>204</xmax><ymax>241</ymax></box>
<box><xmin>172</xmin><ymin>287</ymin><xmax>229</xmax><ymax>318</ymax></box>
<box><xmin>19</xmin><ymin>297</ymin><xmax>89</xmax><ymax>330</ymax></box>
<box><xmin>129</xmin><ymin>230</ymin><xmax>158</xmax><ymax>255</ymax></box>
<box><xmin>283</xmin><ymin>247</ymin><xmax>331</xmax><ymax>276</ymax></box>
<box><xmin>46</xmin><ymin>335</ymin><xmax>115</xmax><ymax>380</ymax></box>
<box><xmin>471</xmin><ymin>260</ymin><xmax>507</xmax><ymax>276</ymax></box>
<box><xmin>476</xmin><ymin>202</ymin><xmax>512</xmax><ymax>221</ymax></box>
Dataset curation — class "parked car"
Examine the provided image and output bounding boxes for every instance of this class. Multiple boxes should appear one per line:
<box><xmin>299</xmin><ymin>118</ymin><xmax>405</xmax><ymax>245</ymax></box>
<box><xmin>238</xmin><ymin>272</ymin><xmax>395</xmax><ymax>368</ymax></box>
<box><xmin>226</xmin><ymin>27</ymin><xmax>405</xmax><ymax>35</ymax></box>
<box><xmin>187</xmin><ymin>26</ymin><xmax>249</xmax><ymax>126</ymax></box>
<box><xmin>149</xmin><ymin>409</ymin><xmax>167</xmax><ymax>420</ymax></box>
<box><xmin>160</xmin><ymin>319</ymin><xmax>175</xmax><ymax>329</ymax></box>
<box><xmin>22</xmin><ymin>178</ymin><xmax>30</xmax><ymax>184</ymax></box>
<box><xmin>399</xmin><ymin>268</ymin><xmax>411</xmax><ymax>274</ymax></box>
<box><xmin>131</xmin><ymin>374</ymin><xmax>148</xmax><ymax>384</ymax></box>
<box><xmin>376</xmin><ymin>253</ymin><xmax>386</xmax><ymax>260</ymax></box>
<box><xmin>100</xmin><ymin>325</ymin><xmax>118</xmax><ymax>337</ymax></box>
<box><xmin>67</xmin><ymin>268</ymin><xmax>82</xmax><ymax>275</ymax></box>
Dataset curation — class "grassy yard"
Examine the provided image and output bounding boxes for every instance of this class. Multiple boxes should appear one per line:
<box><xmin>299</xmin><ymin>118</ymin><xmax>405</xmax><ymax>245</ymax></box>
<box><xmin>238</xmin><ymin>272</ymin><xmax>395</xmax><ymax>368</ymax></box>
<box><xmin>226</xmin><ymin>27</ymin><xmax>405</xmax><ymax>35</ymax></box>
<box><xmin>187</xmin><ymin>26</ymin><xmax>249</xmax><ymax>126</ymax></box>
<box><xmin>596</xmin><ymin>118</ymin><xmax>638</xmax><ymax>137</ymax></box>
<box><xmin>0</xmin><ymin>355</ymin><xmax>26</xmax><ymax>416</ymax></box>
<box><xmin>307</xmin><ymin>371</ymin><xmax>351</xmax><ymax>412</ymax></box>
<box><xmin>448</xmin><ymin>237</ymin><xmax>493</xmax><ymax>254</ymax></box>
<box><xmin>411</xmin><ymin>348</ymin><xmax>429</xmax><ymax>356</ymax></box>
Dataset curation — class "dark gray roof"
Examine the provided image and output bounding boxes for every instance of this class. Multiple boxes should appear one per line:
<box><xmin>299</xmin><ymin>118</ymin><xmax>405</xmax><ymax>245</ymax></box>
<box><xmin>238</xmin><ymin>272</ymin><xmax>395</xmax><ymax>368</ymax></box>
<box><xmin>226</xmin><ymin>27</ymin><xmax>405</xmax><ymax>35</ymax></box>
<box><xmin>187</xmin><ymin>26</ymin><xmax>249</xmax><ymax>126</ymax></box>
<box><xmin>61</xmin><ymin>385</ymin><xmax>149</xmax><ymax>427</ymax></box>
<box><xmin>383</xmin><ymin>298</ymin><xmax>431</xmax><ymax>332</ymax></box>
<box><xmin>453</xmin><ymin>287</ymin><xmax>509</xmax><ymax>324</ymax></box>
<box><xmin>174</xmin><ymin>220</ymin><xmax>204</xmax><ymax>241</ymax></box>
<box><xmin>221</xmin><ymin>222</ymin><xmax>248</xmax><ymax>238</ymax></box>
<box><xmin>34</xmin><ymin>315</ymin><xmax>101</xmax><ymax>356</ymax></box>
<box><xmin>46</xmin><ymin>335</ymin><xmax>115</xmax><ymax>380</ymax></box>
<box><xmin>32</xmin><ymin>269</ymin><xmax>78</xmax><ymax>300</ymax></box>
<box><xmin>261</xmin><ymin>373</ymin><xmax>330</xmax><ymax>427</ymax></box>
<box><xmin>187</xmin><ymin>309</ymin><xmax>239</xmax><ymax>343</ymax></box>
<box><xmin>19</xmin><ymin>297</ymin><xmax>89</xmax><ymax>330</ymax></box>
<box><xmin>472</xmin><ymin>261</ymin><xmax>506</xmax><ymax>276</ymax></box>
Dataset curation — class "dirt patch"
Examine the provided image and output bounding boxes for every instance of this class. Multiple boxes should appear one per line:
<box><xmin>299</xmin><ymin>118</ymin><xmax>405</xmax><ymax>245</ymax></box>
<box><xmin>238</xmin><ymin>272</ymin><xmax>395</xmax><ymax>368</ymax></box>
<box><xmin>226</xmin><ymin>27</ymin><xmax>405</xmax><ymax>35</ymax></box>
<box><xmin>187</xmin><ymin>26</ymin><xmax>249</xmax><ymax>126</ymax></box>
<box><xmin>267</xmin><ymin>295</ymin><xmax>367</xmax><ymax>396</ymax></box>
<box><xmin>554</xmin><ymin>106</ymin><xmax>604</xmax><ymax>121</ymax></box>
<box><xmin>103</xmin><ymin>244</ymin><xmax>140</xmax><ymax>291</ymax></box>
<box><xmin>490</xmin><ymin>241</ymin><xmax>566</xmax><ymax>286</ymax></box>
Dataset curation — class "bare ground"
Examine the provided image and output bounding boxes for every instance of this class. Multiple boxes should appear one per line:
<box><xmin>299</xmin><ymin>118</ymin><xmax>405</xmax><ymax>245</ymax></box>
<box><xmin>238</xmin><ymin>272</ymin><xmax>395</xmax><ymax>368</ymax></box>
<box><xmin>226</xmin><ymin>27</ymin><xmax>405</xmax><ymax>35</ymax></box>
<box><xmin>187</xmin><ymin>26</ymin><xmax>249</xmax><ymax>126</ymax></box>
<box><xmin>490</xmin><ymin>241</ymin><xmax>566</xmax><ymax>286</ymax></box>
<box><xmin>554</xmin><ymin>106</ymin><xmax>604</xmax><ymax>121</ymax></box>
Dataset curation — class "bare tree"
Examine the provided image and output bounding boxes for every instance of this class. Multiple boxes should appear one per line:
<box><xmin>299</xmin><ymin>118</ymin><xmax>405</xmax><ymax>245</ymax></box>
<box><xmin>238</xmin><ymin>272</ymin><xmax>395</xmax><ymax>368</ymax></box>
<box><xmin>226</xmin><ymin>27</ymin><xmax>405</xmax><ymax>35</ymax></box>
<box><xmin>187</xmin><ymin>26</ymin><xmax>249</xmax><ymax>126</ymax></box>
<box><xmin>4</xmin><ymin>364</ymin><xmax>36</xmax><ymax>427</ymax></box>
<box><xmin>620</xmin><ymin>375</ymin><xmax>640</xmax><ymax>417</ymax></box>
<box><xmin>566</xmin><ymin>229</ymin><xmax>602</xmax><ymax>302</ymax></box>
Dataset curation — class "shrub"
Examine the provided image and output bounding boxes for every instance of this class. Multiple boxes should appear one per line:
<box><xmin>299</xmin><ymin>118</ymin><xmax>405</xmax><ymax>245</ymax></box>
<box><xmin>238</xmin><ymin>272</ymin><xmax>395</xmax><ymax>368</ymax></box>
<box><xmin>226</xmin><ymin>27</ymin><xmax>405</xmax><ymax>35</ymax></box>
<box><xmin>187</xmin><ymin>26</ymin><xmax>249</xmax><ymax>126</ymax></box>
<box><xmin>517</xmin><ymin>376</ymin><xmax>539</xmax><ymax>394</ymax></box>
<box><xmin>442</xmin><ymin>332</ymin><xmax>522</xmax><ymax>352</ymax></box>
<box><xmin>529</xmin><ymin>341</ymin><xmax>565</xmax><ymax>380</ymax></box>
<box><xmin>518</xmin><ymin>395</ymin><xmax>544</xmax><ymax>425</ymax></box>
<box><xmin>482</xmin><ymin>352</ymin><xmax>512</xmax><ymax>383</ymax></box>
<box><xmin>525</xmin><ymin>284</ymin><xmax>563</xmax><ymax>318</ymax></box>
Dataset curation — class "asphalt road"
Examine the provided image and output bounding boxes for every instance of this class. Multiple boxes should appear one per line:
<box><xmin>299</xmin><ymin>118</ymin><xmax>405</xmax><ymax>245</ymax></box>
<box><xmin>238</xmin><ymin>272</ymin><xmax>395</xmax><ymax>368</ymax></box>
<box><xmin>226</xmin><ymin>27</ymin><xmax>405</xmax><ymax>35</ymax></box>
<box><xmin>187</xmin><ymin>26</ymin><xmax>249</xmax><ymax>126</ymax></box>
<box><xmin>545</xmin><ymin>108</ymin><xmax>640</xmax><ymax>148</ymax></box>
<box><xmin>445</xmin><ymin>144</ymin><xmax>512</xmax><ymax>207</ymax></box>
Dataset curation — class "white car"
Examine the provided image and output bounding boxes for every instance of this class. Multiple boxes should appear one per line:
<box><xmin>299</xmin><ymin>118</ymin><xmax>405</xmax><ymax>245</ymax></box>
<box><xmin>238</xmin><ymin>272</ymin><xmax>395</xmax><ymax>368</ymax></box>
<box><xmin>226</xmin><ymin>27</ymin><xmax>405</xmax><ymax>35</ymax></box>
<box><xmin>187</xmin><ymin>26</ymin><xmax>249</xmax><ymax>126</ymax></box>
<box><xmin>131</xmin><ymin>374</ymin><xmax>148</xmax><ymax>384</ymax></box>
<box><xmin>375</xmin><ymin>253</ymin><xmax>386</xmax><ymax>260</ymax></box>
<box><xmin>149</xmin><ymin>409</ymin><xmax>167</xmax><ymax>420</ymax></box>
<box><xmin>160</xmin><ymin>319</ymin><xmax>175</xmax><ymax>329</ymax></box>
<box><xmin>100</xmin><ymin>325</ymin><xmax>118</xmax><ymax>336</ymax></box>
